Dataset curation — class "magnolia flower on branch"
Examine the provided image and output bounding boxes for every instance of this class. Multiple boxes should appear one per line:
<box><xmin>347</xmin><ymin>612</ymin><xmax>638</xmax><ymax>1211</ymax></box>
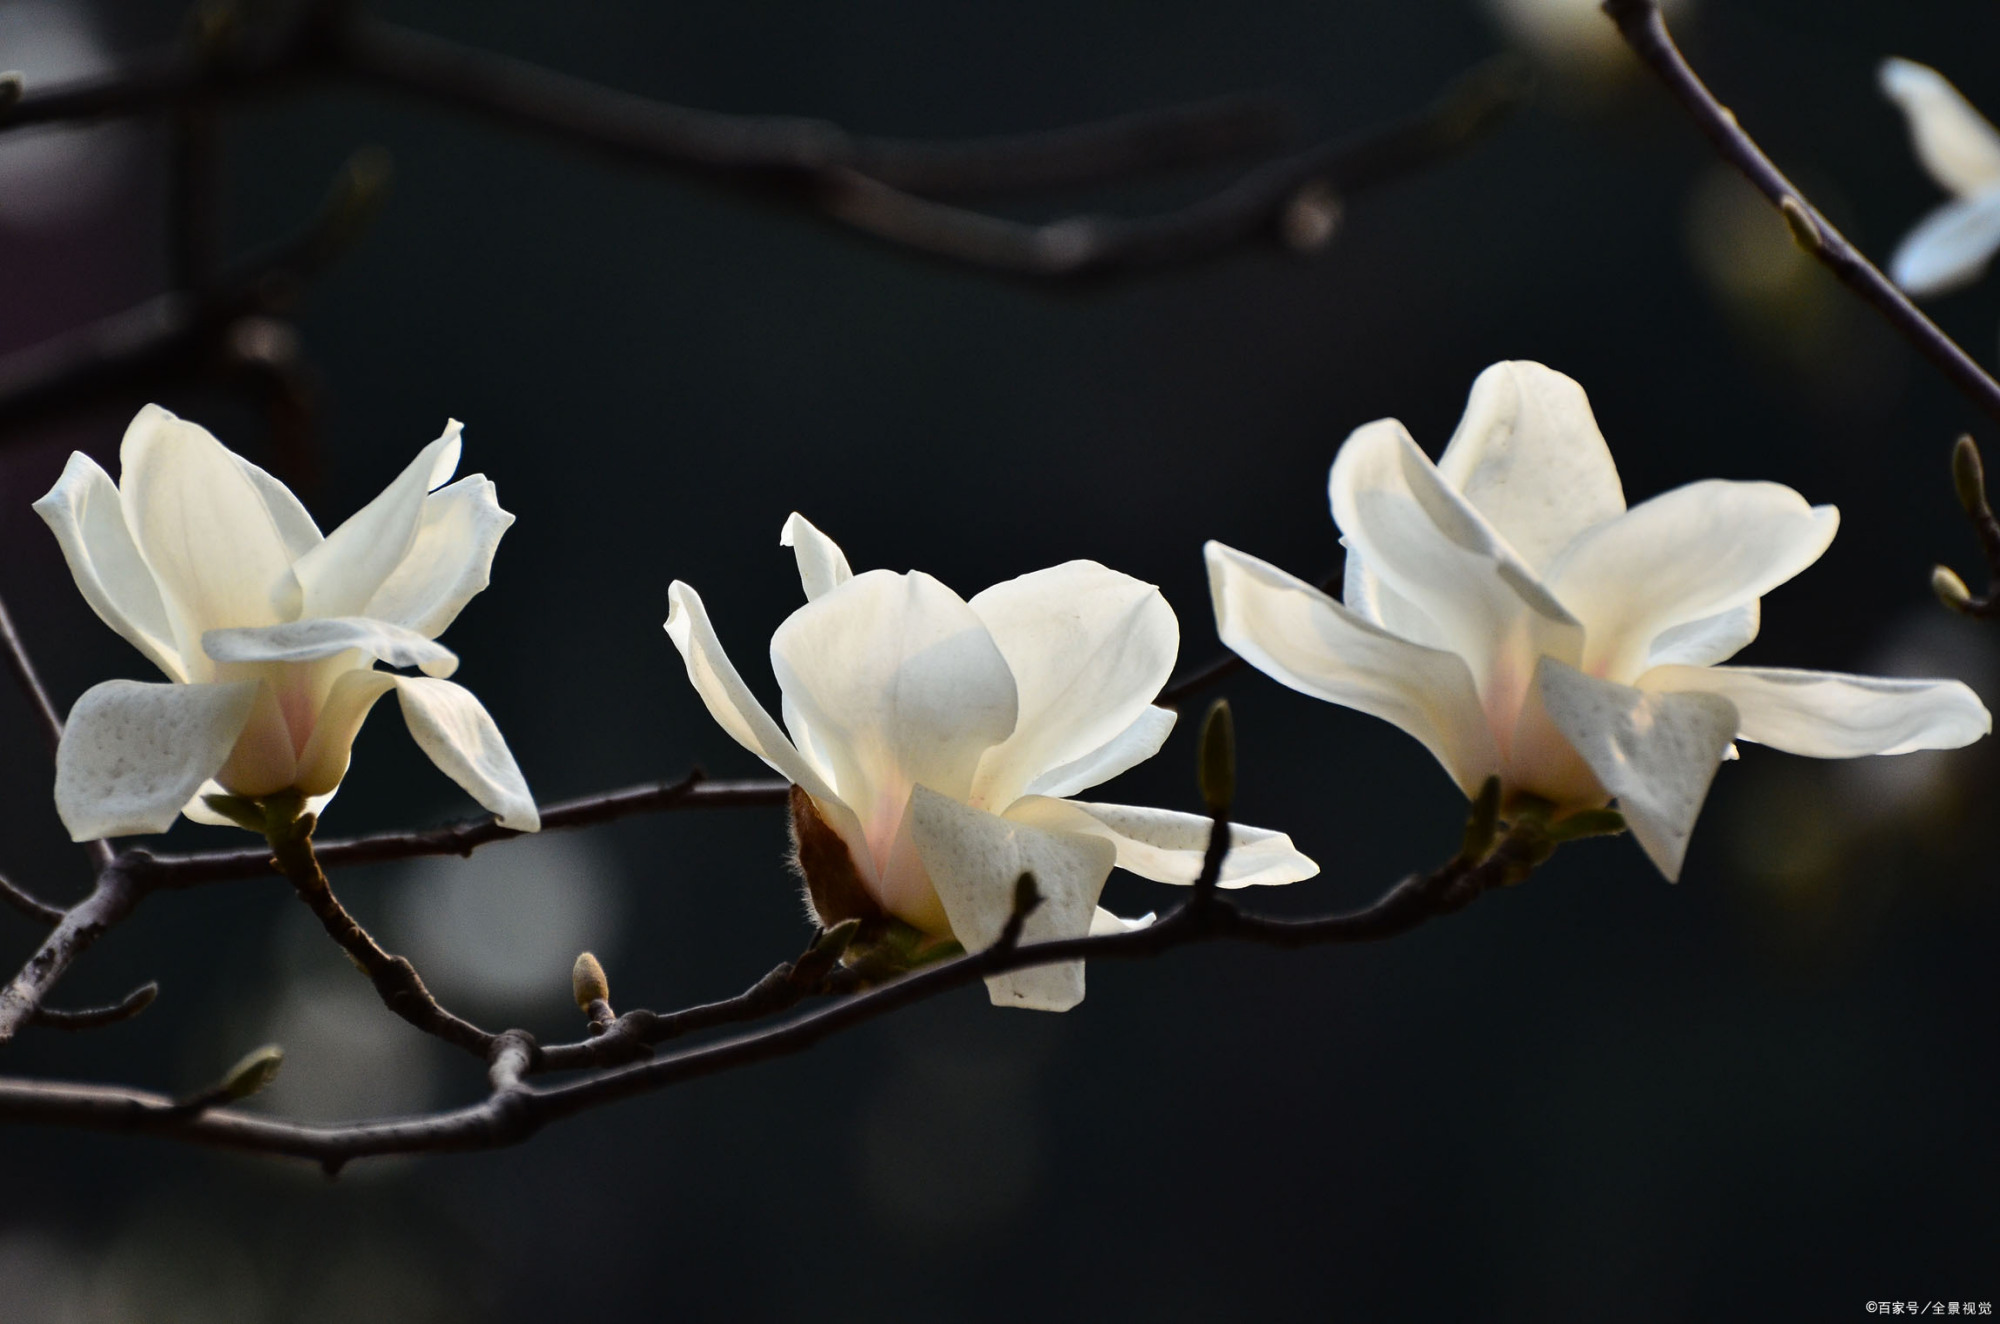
<box><xmin>35</xmin><ymin>404</ymin><xmax>538</xmax><ymax>841</ymax></box>
<box><xmin>1207</xmin><ymin>361</ymin><xmax>1992</xmax><ymax>878</ymax></box>
<box><xmin>666</xmin><ymin>514</ymin><xmax>1318</xmax><ymax>1011</ymax></box>
<box><xmin>1880</xmin><ymin>57</ymin><xmax>2000</xmax><ymax>299</ymax></box>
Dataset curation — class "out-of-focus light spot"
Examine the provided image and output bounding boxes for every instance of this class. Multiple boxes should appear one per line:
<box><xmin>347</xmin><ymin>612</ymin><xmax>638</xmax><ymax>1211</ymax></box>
<box><xmin>84</xmin><ymin>1216</ymin><xmax>269</xmax><ymax>1323</ymax></box>
<box><xmin>0</xmin><ymin>1231</ymin><xmax>92</xmax><ymax>1324</ymax></box>
<box><xmin>1831</xmin><ymin>610</ymin><xmax>1999</xmax><ymax>826</ymax></box>
<box><xmin>0</xmin><ymin>3</ymin><xmax>134</xmax><ymax>229</ymax></box>
<box><xmin>384</xmin><ymin>831</ymin><xmax>626</xmax><ymax>1011</ymax></box>
<box><xmin>253</xmin><ymin>974</ymin><xmax>445</xmax><ymax>1123</ymax></box>
<box><xmin>1481</xmin><ymin>0</ymin><xmax>1692</xmax><ymax>88</ymax></box>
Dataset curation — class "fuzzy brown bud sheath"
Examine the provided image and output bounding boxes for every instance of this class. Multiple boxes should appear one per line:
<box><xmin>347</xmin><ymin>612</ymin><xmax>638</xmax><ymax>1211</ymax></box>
<box><xmin>572</xmin><ymin>952</ymin><xmax>610</xmax><ymax>1012</ymax></box>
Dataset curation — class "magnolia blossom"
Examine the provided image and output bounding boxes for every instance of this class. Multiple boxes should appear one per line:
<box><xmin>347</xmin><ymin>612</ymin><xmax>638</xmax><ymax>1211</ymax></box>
<box><xmin>1880</xmin><ymin>57</ymin><xmax>2000</xmax><ymax>297</ymax></box>
<box><xmin>37</xmin><ymin>405</ymin><xmax>538</xmax><ymax>840</ymax></box>
<box><xmin>665</xmin><ymin>514</ymin><xmax>1318</xmax><ymax>1011</ymax></box>
<box><xmin>1206</xmin><ymin>362</ymin><xmax>1991</xmax><ymax>879</ymax></box>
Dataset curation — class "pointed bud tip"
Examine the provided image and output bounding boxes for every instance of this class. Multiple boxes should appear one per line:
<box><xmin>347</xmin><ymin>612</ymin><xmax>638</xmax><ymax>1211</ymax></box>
<box><xmin>221</xmin><ymin>1044</ymin><xmax>284</xmax><ymax>1101</ymax></box>
<box><xmin>1197</xmin><ymin>700</ymin><xmax>1236</xmax><ymax>814</ymax></box>
<box><xmin>1933</xmin><ymin>565</ymin><xmax>1975</xmax><ymax>612</ymax></box>
<box><xmin>571</xmin><ymin>952</ymin><xmax>609</xmax><ymax>1011</ymax></box>
<box><xmin>1954</xmin><ymin>435</ymin><xmax>1988</xmax><ymax>518</ymax></box>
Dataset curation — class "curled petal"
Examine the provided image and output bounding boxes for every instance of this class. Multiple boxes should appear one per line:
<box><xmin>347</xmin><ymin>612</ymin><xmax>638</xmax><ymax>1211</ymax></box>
<box><xmin>1536</xmin><ymin>658</ymin><xmax>1739</xmax><ymax>881</ymax></box>
<box><xmin>1435</xmin><ymin>361</ymin><xmax>1626</xmax><ymax>572</ymax></box>
<box><xmin>363</xmin><ymin>474</ymin><xmax>515</xmax><ymax>637</ymax></box>
<box><xmin>33</xmin><ymin>451</ymin><xmax>185</xmax><ymax>681</ymax></box>
<box><xmin>1645</xmin><ymin>601</ymin><xmax>1759</xmax><ymax>670</ymax></box>
<box><xmin>968</xmin><ymin>561</ymin><xmax>1178</xmax><ymax>807</ymax></box>
<box><xmin>291</xmin><ymin>422</ymin><xmax>462</xmax><ymax>620</ymax></box>
<box><xmin>1009</xmin><ymin>796</ymin><xmax>1319</xmax><ymax>889</ymax></box>
<box><xmin>1020</xmin><ymin>705</ymin><xmax>1176</xmax><ymax>801</ymax></box>
<box><xmin>1544</xmin><ymin>480</ymin><xmax>1837</xmax><ymax>684</ymax></box>
<box><xmin>905</xmin><ymin>785</ymin><xmax>1116</xmax><ymax>1012</ymax></box>
<box><xmin>1642</xmin><ymin>664</ymin><xmax>1991</xmax><ymax>757</ymax></box>
<box><xmin>780</xmin><ymin>512</ymin><xmax>854</xmax><ymax>601</ymax></box>
<box><xmin>392</xmin><ymin>676</ymin><xmax>538</xmax><ymax>830</ymax></box>
<box><xmin>1886</xmin><ymin>190</ymin><xmax>2000</xmax><ymax>298</ymax></box>
<box><xmin>54</xmin><ymin>678</ymin><xmax>263</xmax><ymax>839</ymax></box>
<box><xmin>1207</xmin><ymin>541</ymin><xmax>1499</xmax><ymax>796</ymax></box>
<box><xmin>202</xmin><ymin>617</ymin><xmax>458</xmax><ymax>677</ymax></box>
<box><xmin>1880</xmin><ymin>57</ymin><xmax>2000</xmax><ymax>198</ymax></box>
<box><xmin>1342</xmin><ymin>547</ymin><xmax>1452</xmax><ymax>651</ymax></box>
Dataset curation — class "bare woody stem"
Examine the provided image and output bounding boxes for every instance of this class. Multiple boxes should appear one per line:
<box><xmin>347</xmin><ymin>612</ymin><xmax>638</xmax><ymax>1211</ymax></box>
<box><xmin>1602</xmin><ymin>0</ymin><xmax>2000</xmax><ymax>429</ymax></box>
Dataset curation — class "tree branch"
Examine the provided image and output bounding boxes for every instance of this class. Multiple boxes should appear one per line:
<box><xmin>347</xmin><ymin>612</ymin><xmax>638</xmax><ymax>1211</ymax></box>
<box><xmin>1603</xmin><ymin>0</ymin><xmax>2000</xmax><ymax>428</ymax></box>
<box><xmin>0</xmin><ymin>874</ymin><xmax>65</xmax><ymax>928</ymax></box>
<box><xmin>28</xmin><ymin>983</ymin><xmax>158</xmax><ymax>1032</ymax></box>
<box><xmin>0</xmin><ymin>859</ymin><xmax>147</xmax><ymax>1044</ymax></box>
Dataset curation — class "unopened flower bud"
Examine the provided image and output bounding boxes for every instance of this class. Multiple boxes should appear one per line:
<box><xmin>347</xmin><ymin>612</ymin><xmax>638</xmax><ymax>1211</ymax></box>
<box><xmin>1198</xmin><ymin>699</ymin><xmax>1236</xmax><ymax>815</ymax></box>
<box><xmin>1954</xmin><ymin>435</ymin><xmax>1989</xmax><ymax>519</ymax></box>
<box><xmin>220</xmin><ymin>1044</ymin><xmax>284</xmax><ymax>1101</ymax></box>
<box><xmin>1933</xmin><ymin>565</ymin><xmax>1976</xmax><ymax>613</ymax></box>
<box><xmin>571</xmin><ymin>951</ymin><xmax>610</xmax><ymax>1011</ymax></box>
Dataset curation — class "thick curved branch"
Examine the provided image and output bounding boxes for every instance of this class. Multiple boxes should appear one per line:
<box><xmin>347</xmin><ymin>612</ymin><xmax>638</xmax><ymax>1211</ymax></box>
<box><xmin>0</xmin><ymin>859</ymin><xmax>146</xmax><ymax>1045</ymax></box>
<box><xmin>1603</xmin><ymin>0</ymin><xmax>2000</xmax><ymax>428</ymax></box>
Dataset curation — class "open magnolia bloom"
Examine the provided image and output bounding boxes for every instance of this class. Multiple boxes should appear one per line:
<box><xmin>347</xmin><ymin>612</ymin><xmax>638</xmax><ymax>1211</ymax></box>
<box><xmin>1206</xmin><ymin>361</ymin><xmax>1991</xmax><ymax>879</ymax></box>
<box><xmin>666</xmin><ymin>514</ymin><xmax>1318</xmax><ymax>1011</ymax></box>
<box><xmin>1880</xmin><ymin>57</ymin><xmax>2000</xmax><ymax>297</ymax></box>
<box><xmin>36</xmin><ymin>405</ymin><xmax>538</xmax><ymax>840</ymax></box>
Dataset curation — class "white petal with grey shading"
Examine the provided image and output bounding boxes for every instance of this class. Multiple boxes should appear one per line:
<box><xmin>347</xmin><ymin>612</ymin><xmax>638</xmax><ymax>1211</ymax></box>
<box><xmin>1641</xmin><ymin>664</ymin><xmax>1991</xmax><ymax>757</ymax></box>
<box><xmin>1886</xmin><ymin>189</ymin><xmax>2000</xmax><ymax>298</ymax></box>
<box><xmin>54</xmin><ymin>679</ymin><xmax>264</xmax><ymax>839</ymax></box>
<box><xmin>32</xmin><ymin>452</ymin><xmax>185</xmax><ymax>682</ymax></box>
<box><xmin>393</xmin><ymin>676</ymin><xmax>539</xmax><ymax>831</ymax></box>
<box><xmin>203</xmin><ymin>617</ymin><xmax>458</xmax><ymax>677</ymax></box>
<box><xmin>1880</xmin><ymin>57</ymin><xmax>2000</xmax><ymax>198</ymax></box>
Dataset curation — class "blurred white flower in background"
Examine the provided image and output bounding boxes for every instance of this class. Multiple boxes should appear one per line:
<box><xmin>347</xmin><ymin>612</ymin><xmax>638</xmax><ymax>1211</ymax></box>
<box><xmin>1481</xmin><ymin>0</ymin><xmax>1691</xmax><ymax>85</ymax></box>
<box><xmin>0</xmin><ymin>2</ymin><xmax>136</xmax><ymax>230</ymax></box>
<box><xmin>1880</xmin><ymin>57</ymin><xmax>2000</xmax><ymax>298</ymax></box>
<box><xmin>254</xmin><ymin>972</ymin><xmax>444</xmax><ymax>1123</ymax></box>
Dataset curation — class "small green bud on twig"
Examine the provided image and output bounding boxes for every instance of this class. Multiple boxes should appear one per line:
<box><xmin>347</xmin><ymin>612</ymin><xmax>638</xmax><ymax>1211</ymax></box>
<box><xmin>1198</xmin><ymin>699</ymin><xmax>1236</xmax><ymax>815</ymax></box>
<box><xmin>1954</xmin><ymin>435</ymin><xmax>1989</xmax><ymax>519</ymax></box>
<box><xmin>219</xmin><ymin>1045</ymin><xmax>284</xmax><ymax>1101</ymax></box>
<box><xmin>1546</xmin><ymin>808</ymin><xmax>1627</xmax><ymax>842</ymax></box>
<box><xmin>0</xmin><ymin>73</ymin><xmax>23</xmax><ymax>112</ymax></box>
<box><xmin>1933</xmin><ymin>565</ymin><xmax>1976</xmax><ymax>614</ymax></box>
<box><xmin>571</xmin><ymin>952</ymin><xmax>610</xmax><ymax>1012</ymax></box>
<box><xmin>1778</xmin><ymin>196</ymin><xmax>1822</xmax><ymax>253</ymax></box>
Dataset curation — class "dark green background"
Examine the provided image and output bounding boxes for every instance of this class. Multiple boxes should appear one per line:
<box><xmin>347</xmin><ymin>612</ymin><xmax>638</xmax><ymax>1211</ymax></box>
<box><xmin>2</xmin><ymin>1</ymin><xmax>1996</xmax><ymax>1318</ymax></box>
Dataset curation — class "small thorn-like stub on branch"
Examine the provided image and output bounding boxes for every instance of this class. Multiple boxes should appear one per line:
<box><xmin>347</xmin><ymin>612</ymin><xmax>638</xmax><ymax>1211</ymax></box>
<box><xmin>571</xmin><ymin>952</ymin><xmax>610</xmax><ymax>1011</ymax></box>
<box><xmin>1953</xmin><ymin>434</ymin><xmax>1989</xmax><ymax>519</ymax></box>
<box><xmin>1198</xmin><ymin>699</ymin><xmax>1236</xmax><ymax>815</ymax></box>
<box><xmin>202</xmin><ymin>792</ymin><xmax>267</xmax><ymax>834</ymax></box>
<box><xmin>0</xmin><ymin>73</ymin><xmax>22</xmax><ymax>112</ymax></box>
<box><xmin>1461</xmin><ymin>776</ymin><xmax>1503</xmax><ymax>862</ymax></box>
<box><xmin>1778</xmin><ymin>197</ymin><xmax>1822</xmax><ymax>254</ymax></box>
<box><xmin>1547</xmin><ymin>808</ymin><xmax>1627</xmax><ymax>842</ymax></box>
<box><xmin>1280</xmin><ymin>181</ymin><xmax>1342</xmax><ymax>254</ymax></box>
<box><xmin>1013</xmin><ymin>870</ymin><xmax>1043</xmax><ymax>920</ymax></box>
<box><xmin>219</xmin><ymin>1044</ymin><xmax>285</xmax><ymax>1101</ymax></box>
<box><xmin>811</xmin><ymin>917</ymin><xmax>863</xmax><ymax>960</ymax></box>
<box><xmin>1933</xmin><ymin>565</ymin><xmax>1976</xmax><ymax>614</ymax></box>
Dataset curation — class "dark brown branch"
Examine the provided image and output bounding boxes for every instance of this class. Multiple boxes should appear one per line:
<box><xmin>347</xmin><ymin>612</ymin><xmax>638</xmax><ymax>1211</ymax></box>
<box><xmin>28</xmin><ymin>983</ymin><xmax>158</xmax><ymax>1032</ymax></box>
<box><xmin>0</xmin><ymin>874</ymin><xmax>65</xmax><ymax>928</ymax></box>
<box><xmin>1603</xmin><ymin>0</ymin><xmax>2000</xmax><ymax>429</ymax></box>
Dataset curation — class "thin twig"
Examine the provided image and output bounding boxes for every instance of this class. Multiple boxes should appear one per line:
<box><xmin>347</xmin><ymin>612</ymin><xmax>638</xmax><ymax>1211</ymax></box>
<box><xmin>1603</xmin><ymin>0</ymin><xmax>2000</xmax><ymax>428</ymax></box>
<box><xmin>0</xmin><ymin>859</ymin><xmax>147</xmax><ymax>1045</ymax></box>
<box><xmin>28</xmin><ymin>983</ymin><xmax>158</xmax><ymax>1032</ymax></box>
<box><xmin>0</xmin><ymin>587</ymin><xmax>115</xmax><ymax>872</ymax></box>
<box><xmin>0</xmin><ymin>874</ymin><xmax>65</xmax><ymax>928</ymax></box>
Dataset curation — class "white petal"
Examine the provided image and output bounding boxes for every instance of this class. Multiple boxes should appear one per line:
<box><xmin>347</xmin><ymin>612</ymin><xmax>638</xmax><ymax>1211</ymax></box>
<box><xmin>1544</xmin><ymin>480</ymin><xmax>1838</xmax><ymax>684</ymax></box>
<box><xmin>1089</xmin><ymin>907</ymin><xmax>1156</xmax><ymax>935</ymax></box>
<box><xmin>663</xmin><ymin>581</ymin><xmax>842</xmax><ymax>805</ymax></box>
<box><xmin>294</xmin><ymin>669</ymin><xmax>401</xmax><ymax>796</ymax></box>
<box><xmin>1535</xmin><ymin>657</ymin><xmax>1739</xmax><ymax>880</ymax></box>
<box><xmin>1886</xmin><ymin>190</ymin><xmax>2000</xmax><ymax>297</ymax></box>
<box><xmin>1020</xmin><ymin>705</ymin><xmax>1176</xmax><ymax>800</ymax></box>
<box><xmin>1435</xmin><ymin>361</ymin><xmax>1626</xmax><ymax>572</ymax></box>
<box><xmin>771</xmin><ymin>569</ymin><xmax>1017</xmax><ymax>812</ymax></box>
<box><xmin>118</xmin><ymin>405</ymin><xmax>296</xmax><ymax>667</ymax></box>
<box><xmin>1206</xmin><ymin>541</ymin><xmax>1499</xmax><ymax>795</ymax></box>
<box><xmin>33</xmin><ymin>451</ymin><xmax>185</xmax><ymax>681</ymax></box>
<box><xmin>291</xmin><ymin>422</ymin><xmax>462</xmax><ymax>621</ymax></box>
<box><xmin>1342</xmin><ymin>545</ymin><xmax>1453</xmax><ymax>651</ymax></box>
<box><xmin>905</xmin><ymin>784</ymin><xmax>1116</xmax><ymax>1012</ymax></box>
<box><xmin>362</xmin><ymin>474</ymin><xmax>514</xmax><ymax>637</ymax></box>
<box><xmin>1010</xmin><ymin>795</ymin><xmax>1319</xmax><ymax>888</ymax></box>
<box><xmin>967</xmin><ymin>561</ymin><xmax>1178</xmax><ymax>808</ymax></box>
<box><xmin>392</xmin><ymin>676</ymin><xmax>538</xmax><ymax>830</ymax></box>
<box><xmin>1880</xmin><ymin>57</ymin><xmax>2000</xmax><ymax>198</ymax></box>
<box><xmin>779</xmin><ymin>512</ymin><xmax>853</xmax><ymax>601</ymax></box>
<box><xmin>1641</xmin><ymin>664</ymin><xmax>1991</xmax><ymax>757</ymax></box>
<box><xmin>1330</xmin><ymin>419</ymin><xmax>1583</xmax><ymax>710</ymax></box>
<box><xmin>53</xmin><ymin>678</ymin><xmax>263</xmax><ymax>839</ymax></box>
<box><xmin>1645</xmin><ymin>601</ymin><xmax>1759</xmax><ymax>669</ymax></box>
<box><xmin>228</xmin><ymin>450</ymin><xmax>321</xmax><ymax>560</ymax></box>
<box><xmin>202</xmin><ymin>617</ymin><xmax>458</xmax><ymax>677</ymax></box>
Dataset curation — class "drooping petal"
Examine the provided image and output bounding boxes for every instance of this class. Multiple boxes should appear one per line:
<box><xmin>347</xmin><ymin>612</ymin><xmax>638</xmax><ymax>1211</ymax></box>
<box><xmin>1543</xmin><ymin>480</ymin><xmax>1838</xmax><ymax>684</ymax></box>
<box><xmin>203</xmin><ymin>617</ymin><xmax>458</xmax><ymax>678</ymax></box>
<box><xmin>1880</xmin><ymin>57</ymin><xmax>2000</xmax><ymax>198</ymax></box>
<box><xmin>1089</xmin><ymin>908</ymin><xmax>1156</xmax><ymax>935</ymax></box>
<box><xmin>770</xmin><ymin>569</ymin><xmax>1017</xmax><ymax>815</ymax></box>
<box><xmin>1645</xmin><ymin>601</ymin><xmax>1759</xmax><ymax>669</ymax></box>
<box><xmin>1434</xmin><ymin>361</ymin><xmax>1626</xmax><ymax>572</ymax></box>
<box><xmin>905</xmin><ymin>785</ymin><xmax>1116</xmax><ymax>1012</ymax></box>
<box><xmin>118</xmin><ymin>405</ymin><xmax>296</xmax><ymax>665</ymax></box>
<box><xmin>1206</xmin><ymin>541</ymin><xmax>1499</xmax><ymax>795</ymax></box>
<box><xmin>1329</xmin><ymin>419</ymin><xmax>1583</xmax><ymax>714</ymax></box>
<box><xmin>1341</xmin><ymin>546</ymin><xmax>1452</xmax><ymax>651</ymax></box>
<box><xmin>1535</xmin><ymin>658</ymin><xmax>1740</xmax><ymax>881</ymax></box>
<box><xmin>291</xmin><ymin>422</ymin><xmax>463</xmax><ymax>620</ymax></box>
<box><xmin>392</xmin><ymin>675</ymin><xmax>539</xmax><ymax>830</ymax></box>
<box><xmin>53</xmin><ymin>678</ymin><xmax>263</xmax><ymax>839</ymax></box>
<box><xmin>1008</xmin><ymin>795</ymin><xmax>1320</xmax><ymax>888</ymax></box>
<box><xmin>779</xmin><ymin>512</ymin><xmax>853</xmax><ymax>601</ymax></box>
<box><xmin>663</xmin><ymin>581</ymin><xmax>841</xmax><ymax>805</ymax></box>
<box><xmin>1641</xmin><ymin>664</ymin><xmax>1991</xmax><ymax>757</ymax></box>
<box><xmin>362</xmin><ymin>474</ymin><xmax>514</xmax><ymax>638</ymax></box>
<box><xmin>967</xmin><ymin>561</ymin><xmax>1178</xmax><ymax>808</ymax></box>
<box><xmin>1885</xmin><ymin>190</ymin><xmax>2000</xmax><ymax>298</ymax></box>
<box><xmin>292</xmin><ymin>669</ymin><xmax>401</xmax><ymax>796</ymax></box>
<box><xmin>1020</xmin><ymin>705</ymin><xmax>1176</xmax><ymax>801</ymax></box>
<box><xmin>33</xmin><ymin>451</ymin><xmax>185</xmax><ymax>682</ymax></box>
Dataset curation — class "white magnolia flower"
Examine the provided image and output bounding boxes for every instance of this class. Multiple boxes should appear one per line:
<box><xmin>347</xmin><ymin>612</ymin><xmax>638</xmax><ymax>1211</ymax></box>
<box><xmin>1206</xmin><ymin>361</ymin><xmax>1991</xmax><ymax>879</ymax></box>
<box><xmin>1880</xmin><ymin>57</ymin><xmax>2000</xmax><ymax>297</ymax></box>
<box><xmin>37</xmin><ymin>405</ymin><xmax>538</xmax><ymax>840</ymax></box>
<box><xmin>665</xmin><ymin>514</ymin><xmax>1318</xmax><ymax>1011</ymax></box>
